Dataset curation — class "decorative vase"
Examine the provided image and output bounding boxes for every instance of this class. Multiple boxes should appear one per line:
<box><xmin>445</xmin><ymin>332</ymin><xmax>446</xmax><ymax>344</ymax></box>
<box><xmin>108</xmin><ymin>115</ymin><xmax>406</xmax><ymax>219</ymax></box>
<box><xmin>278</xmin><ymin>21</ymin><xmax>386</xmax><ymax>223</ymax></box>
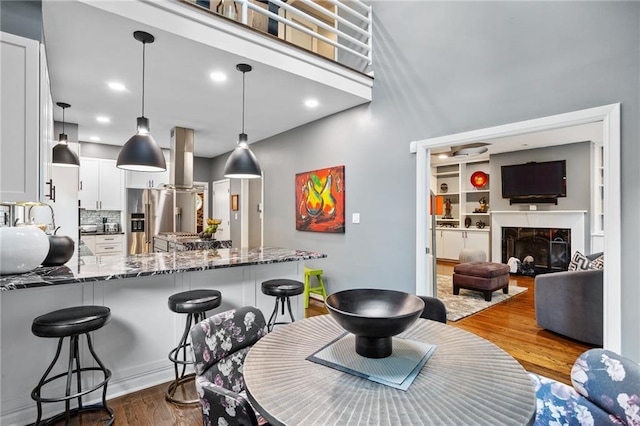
<box><xmin>43</xmin><ymin>235</ymin><xmax>75</xmax><ymax>266</ymax></box>
<box><xmin>0</xmin><ymin>226</ymin><xmax>50</xmax><ymax>274</ymax></box>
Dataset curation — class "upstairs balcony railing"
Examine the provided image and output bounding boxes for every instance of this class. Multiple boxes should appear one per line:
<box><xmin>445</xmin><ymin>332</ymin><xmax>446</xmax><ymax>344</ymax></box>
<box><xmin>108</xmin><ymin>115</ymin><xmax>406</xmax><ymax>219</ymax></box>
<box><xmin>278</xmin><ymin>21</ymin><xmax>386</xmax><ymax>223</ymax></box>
<box><xmin>181</xmin><ymin>0</ymin><xmax>373</xmax><ymax>74</ymax></box>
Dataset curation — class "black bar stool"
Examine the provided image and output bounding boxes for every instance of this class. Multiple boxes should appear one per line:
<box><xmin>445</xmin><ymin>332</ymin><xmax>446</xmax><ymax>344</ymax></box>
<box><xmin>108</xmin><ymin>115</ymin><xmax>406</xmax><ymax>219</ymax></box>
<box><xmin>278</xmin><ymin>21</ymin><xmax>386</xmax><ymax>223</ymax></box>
<box><xmin>261</xmin><ymin>279</ymin><xmax>304</xmax><ymax>332</ymax></box>
<box><xmin>166</xmin><ymin>289</ymin><xmax>221</xmax><ymax>405</ymax></box>
<box><xmin>31</xmin><ymin>305</ymin><xmax>113</xmax><ymax>426</ymax></box>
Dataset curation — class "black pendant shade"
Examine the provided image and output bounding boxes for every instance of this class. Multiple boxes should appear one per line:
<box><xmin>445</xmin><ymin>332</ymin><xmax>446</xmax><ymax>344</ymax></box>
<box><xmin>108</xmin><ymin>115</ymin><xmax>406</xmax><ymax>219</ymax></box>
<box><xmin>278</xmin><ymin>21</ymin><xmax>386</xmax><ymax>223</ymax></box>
<box><xmin>117</xmin><ymin>30</ymin><xmax>166</xmax><ymax>172</ymax></box>
<box><xmin>224</xmin><ymin>64</ymin><xmax>262</xmax><ymax>179</ymax></box>
<box><xmin>52</xmin><ymin>102</ymin><xmax>80</xmax><ymax>167</ymax></box>
<box><xmin>224</xmin><ymin>133</ymin><xmax>262</xmax><ymax>178</ymax></box>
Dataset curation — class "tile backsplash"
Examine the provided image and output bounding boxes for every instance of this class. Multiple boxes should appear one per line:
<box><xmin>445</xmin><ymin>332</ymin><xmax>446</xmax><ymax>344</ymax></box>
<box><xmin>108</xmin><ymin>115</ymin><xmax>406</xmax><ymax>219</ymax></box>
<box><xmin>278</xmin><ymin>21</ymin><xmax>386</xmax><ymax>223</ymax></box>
<box><xmin>80</xmin><ymin>210</ymin><xmax>122</xmax><ymax>226</ymax></box>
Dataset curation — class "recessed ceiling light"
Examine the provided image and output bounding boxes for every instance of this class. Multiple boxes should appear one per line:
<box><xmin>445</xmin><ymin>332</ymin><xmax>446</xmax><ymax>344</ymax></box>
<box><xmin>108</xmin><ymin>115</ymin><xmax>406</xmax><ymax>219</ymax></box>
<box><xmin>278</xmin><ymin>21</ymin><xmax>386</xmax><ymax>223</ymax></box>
<box><xmin>96</xmin><ymin>116</ymin><xmax>111</xmax><ymax>123</ymax></box>
<box><xmin>438</xmin><ymin>154</ymin><xmax>448</xmax><ymax>159</ymax></box>
<box><xmin>210</xmin><ymin>72</ymin><xmax>227</xmax><ymax>82</ymax></box>
<box><xmin>108</xmin><ymin>82</ymin><xmax>127</xmax><ymax>91</ymax></box>
<box><xmin>304</xmin><ymin>99</ymin><xmax>319</xmax><ymax>108</ymax></box>
<box><xmin>90</xmin><ymin>136</ymin><xmax>101</xmax><ymax>141</ymax></box>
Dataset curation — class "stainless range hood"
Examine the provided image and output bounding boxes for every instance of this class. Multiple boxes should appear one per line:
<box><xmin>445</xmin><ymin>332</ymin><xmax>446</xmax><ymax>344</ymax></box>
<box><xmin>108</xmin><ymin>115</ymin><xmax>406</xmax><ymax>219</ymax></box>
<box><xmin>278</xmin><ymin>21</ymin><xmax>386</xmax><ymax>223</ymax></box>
<box><xmin>169</xmin><ymin>126</ymin><xmax>194</xmax><ymax>189</ymax></box>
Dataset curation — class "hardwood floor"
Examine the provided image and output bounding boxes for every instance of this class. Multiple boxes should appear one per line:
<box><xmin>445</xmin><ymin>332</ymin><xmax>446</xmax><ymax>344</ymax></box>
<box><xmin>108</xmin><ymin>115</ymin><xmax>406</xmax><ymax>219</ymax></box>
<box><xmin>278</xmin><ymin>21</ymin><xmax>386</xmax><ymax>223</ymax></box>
<box><xmin>61</xmin><ymin>268</ymin><xmax>593</xmax><ymax>424</ymax></box>
<box><xmin>437</xmin><ymin>260</ymin><xmax>595</xmax><ymax>384</ymax></box>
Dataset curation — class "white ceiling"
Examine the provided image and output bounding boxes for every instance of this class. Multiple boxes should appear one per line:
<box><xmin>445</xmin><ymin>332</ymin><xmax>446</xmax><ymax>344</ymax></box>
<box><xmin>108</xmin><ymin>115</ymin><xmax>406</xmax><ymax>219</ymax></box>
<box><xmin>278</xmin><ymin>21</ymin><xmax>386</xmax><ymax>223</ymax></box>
<box><xmin>42</xmin><ymin>1</ymin><xmax>370</xmax><ymax>158</ymax></box>
<box><xmin>430</xmin><ymin>121</ymin><xmax>603</xmax><ymax>164</ymax></box>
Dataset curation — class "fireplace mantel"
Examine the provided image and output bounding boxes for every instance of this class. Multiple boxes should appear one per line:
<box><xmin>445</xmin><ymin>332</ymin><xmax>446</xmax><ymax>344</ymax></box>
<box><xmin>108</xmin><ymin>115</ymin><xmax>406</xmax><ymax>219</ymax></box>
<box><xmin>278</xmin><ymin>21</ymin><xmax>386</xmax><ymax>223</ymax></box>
<box><xmin>491</xmin><ymin>210</ymin><xmax>587</xmax><ymax>263</ymax></box>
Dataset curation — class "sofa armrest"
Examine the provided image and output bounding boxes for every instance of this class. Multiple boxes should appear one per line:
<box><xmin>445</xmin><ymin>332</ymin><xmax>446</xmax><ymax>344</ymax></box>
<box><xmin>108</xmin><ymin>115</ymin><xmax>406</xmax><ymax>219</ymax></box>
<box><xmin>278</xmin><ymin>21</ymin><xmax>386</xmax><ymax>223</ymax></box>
<box><xmin>534</xmin><ymin>269</ymin><xmax>603</xmax><ymax>345</ymax></box>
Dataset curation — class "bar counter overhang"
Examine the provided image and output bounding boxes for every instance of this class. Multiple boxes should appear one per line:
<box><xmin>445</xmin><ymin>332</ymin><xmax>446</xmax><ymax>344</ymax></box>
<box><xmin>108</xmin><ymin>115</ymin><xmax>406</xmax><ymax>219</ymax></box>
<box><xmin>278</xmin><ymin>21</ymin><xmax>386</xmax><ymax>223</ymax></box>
<box><xmin>0</xmin><ymin>247</ymin><xmax>326</xmax><ymax>426</ymax></box>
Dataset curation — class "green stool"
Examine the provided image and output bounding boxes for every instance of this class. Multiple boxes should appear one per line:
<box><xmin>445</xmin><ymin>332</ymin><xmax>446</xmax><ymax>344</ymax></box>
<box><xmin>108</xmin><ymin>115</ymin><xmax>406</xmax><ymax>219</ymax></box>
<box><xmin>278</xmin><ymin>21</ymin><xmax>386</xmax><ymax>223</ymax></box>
<box><xmin>304</xmin><ymin>267</ymin><xmax>327</xmax><ymax>309</ymax></box>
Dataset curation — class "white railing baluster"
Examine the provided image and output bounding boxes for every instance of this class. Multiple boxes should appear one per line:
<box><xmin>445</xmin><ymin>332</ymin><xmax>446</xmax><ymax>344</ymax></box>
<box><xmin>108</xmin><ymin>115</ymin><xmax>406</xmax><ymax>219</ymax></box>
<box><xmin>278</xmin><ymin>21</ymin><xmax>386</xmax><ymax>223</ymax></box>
<box><xmin>183</xmin><ymin>0</ymin><xmax>372</xmax><ymax>71</ymax></box>
<box><xmin>268</xmin><ymin>0</ymin><xmax>369</xmax><ymax>52</ymax></box>
<box><xmin>293</xmin><ymin>0</ymin><xmax>370</xmax><ymax>38</ymax></box>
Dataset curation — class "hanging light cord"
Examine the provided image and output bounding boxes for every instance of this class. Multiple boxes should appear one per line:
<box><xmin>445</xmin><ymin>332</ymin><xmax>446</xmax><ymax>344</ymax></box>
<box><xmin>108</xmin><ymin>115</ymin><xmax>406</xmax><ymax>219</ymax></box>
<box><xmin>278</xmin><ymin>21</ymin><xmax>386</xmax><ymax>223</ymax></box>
<box><xmin>141</xmin><ymin>41</ymin><xmax>146</xmax><ymax>117</ymax></box>
<box><xmin>61</xmin><ymin>106</ymin><xmax>65</xmax><ymax>135</ymax></box>
<box><xmin>241</xmin><ymin>69</ymin><xmax>246</xmax><ymax>133</ymax></box>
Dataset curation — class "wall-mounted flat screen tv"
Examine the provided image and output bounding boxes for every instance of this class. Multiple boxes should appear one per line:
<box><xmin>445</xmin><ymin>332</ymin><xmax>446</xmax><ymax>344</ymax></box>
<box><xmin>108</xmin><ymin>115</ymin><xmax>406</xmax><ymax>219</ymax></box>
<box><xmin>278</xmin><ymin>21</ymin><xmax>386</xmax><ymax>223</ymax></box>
<box><xmin>501</xmin><ymin>160</ymin><xmax>566</xmax><ymax>201</ymax></box>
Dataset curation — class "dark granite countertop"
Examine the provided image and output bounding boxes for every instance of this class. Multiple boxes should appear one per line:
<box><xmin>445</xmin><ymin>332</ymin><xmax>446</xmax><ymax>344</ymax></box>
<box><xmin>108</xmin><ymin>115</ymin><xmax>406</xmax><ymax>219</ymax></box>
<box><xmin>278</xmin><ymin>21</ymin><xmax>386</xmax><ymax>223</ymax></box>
<box><xmin>80</xmin><ymin>231</ymin><xmax>125</xmax><ymax>236</ymax></box>
<box><xmin>153</xmin><ymin>234</ymin><xmax>232</xmax><ymax>250</ymax></box>
<box><xmin>0</xmin><ymin>247</ymin><xmax>326</xmax><ymax>291</ymax></box>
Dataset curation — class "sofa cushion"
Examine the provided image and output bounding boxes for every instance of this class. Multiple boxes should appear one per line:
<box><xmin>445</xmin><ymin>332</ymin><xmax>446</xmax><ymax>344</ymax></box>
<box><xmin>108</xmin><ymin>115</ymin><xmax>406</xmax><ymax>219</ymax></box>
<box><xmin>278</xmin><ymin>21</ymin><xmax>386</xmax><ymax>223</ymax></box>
<box><xmin>568</xmin><ymin>251</ymin><xmax>592</xmax><ymax>271</ymax></box>
<box><xmin>590</xmin><ymin>254</ymin><xmax>604</xmax><ymax>270</ymax></box>
<box><xmin>568</xmin><ymin>251</ymin><xmax>604</xmax><ymax>271</ymax></box>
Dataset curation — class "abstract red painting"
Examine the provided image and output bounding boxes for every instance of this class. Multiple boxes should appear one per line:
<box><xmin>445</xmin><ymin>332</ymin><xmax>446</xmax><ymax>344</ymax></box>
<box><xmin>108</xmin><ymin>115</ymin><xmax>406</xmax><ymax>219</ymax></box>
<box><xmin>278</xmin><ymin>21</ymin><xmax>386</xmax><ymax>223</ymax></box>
<box><xmin>295</xmin><ymin>165</ymin><xmax>345</xmax><ymax>233</ymax></box>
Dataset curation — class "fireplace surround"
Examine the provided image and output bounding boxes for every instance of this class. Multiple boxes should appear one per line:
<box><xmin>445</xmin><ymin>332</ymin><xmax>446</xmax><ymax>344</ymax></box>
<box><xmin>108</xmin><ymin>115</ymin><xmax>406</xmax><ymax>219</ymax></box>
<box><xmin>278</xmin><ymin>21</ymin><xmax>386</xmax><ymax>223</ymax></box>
<box><xmin>502</xmin><ymin>227</ymin><xmax>571</xmax><ymax>275</ymax></box>
<box><xmin>491</xmin><ymin>211</ymin><xmax>587</xmax><ymax>275</ymax></box>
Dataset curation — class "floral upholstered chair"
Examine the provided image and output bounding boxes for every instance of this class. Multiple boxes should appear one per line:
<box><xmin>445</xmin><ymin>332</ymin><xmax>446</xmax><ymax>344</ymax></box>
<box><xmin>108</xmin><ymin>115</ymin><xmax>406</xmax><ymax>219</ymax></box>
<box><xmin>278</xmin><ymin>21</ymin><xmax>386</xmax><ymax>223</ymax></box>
<box><xmin>190</xmin><ymin>306</ymin><xmax>268</xmax><ymax>426</ymax></box>
<box><xmin>530</xmin><ymin>348</ymin><xmax>640</xmax><ymax>425</ymax></box>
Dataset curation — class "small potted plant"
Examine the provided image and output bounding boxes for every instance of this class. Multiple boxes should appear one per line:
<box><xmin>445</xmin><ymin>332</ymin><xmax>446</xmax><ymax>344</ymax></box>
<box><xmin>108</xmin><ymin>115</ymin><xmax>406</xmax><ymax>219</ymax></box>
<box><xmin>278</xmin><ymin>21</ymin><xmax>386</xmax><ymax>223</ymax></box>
<box><xmin>199</xmin><ymin>218</ymin><xmax>222</xmax><ymax>239</ymax></box>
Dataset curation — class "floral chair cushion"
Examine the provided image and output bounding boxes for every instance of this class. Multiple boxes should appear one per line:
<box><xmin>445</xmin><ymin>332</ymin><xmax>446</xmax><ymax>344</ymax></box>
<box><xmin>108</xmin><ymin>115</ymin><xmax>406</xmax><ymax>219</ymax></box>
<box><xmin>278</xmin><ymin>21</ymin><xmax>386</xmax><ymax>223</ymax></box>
<box><xmin>196</xmin><ymin>375</ymin><xmax>259</xmax><ymax>426</ymax></box>
<box><xmin>530</xmin><ymin>348</ymin><xmax>640</xmax><ymax>426</ymax></box>
<box><xmin>571</xmin><ymin>349</ymin><xmax>640</xmax><ymax>425</ymax></box>
<box><xmin>190</xmin><ymin>306</ymin><xmax>268</xmax><ymax>426</ymax></box>
<box><xmin>529</xmin><ymin>372</ymin><xmax>619</xmax><ymax>425</ymax></box>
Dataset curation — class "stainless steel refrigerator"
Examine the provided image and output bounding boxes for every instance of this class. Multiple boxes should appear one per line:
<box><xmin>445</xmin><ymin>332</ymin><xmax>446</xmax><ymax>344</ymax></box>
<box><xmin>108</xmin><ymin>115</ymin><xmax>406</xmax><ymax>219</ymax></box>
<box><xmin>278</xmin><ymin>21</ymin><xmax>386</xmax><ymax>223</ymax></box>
<box><xmin>126</xmin><ymin>187</ymin><xmax>199</xmax><ymax>254</ymax></box>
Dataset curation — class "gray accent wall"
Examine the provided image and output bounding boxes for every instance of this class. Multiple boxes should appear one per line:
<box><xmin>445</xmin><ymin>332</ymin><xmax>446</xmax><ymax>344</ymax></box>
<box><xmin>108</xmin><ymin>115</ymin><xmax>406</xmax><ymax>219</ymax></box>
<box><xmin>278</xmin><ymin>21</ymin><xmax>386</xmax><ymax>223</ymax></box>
<box><xmin>1</xmin><ymin>1</ymin><xmax>42</xmax><ymax>41</ymax></box>
<box><xmin>214</xmin><ymin>2</ymin><xmax>640</xmax><ymax>359</ymax></box>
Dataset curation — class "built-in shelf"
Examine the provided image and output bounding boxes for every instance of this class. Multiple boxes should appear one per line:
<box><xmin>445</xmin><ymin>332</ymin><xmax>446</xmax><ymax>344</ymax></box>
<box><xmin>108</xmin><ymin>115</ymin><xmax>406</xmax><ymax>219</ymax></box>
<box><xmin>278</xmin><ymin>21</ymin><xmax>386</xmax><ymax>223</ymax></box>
<box><xmin>432</xmin><ymin>159</ymin><xmax>491</xmax><ymax>259</ymax></box>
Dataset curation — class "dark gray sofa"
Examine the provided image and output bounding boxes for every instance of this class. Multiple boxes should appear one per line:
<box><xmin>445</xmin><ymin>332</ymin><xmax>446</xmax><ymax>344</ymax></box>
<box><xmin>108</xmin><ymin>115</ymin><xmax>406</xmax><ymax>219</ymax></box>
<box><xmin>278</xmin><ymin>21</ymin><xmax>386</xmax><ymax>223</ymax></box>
<box><xmin>534</xmin><ymin>265</ymin><xmax>603</xmax><ymax>346</ymax></box>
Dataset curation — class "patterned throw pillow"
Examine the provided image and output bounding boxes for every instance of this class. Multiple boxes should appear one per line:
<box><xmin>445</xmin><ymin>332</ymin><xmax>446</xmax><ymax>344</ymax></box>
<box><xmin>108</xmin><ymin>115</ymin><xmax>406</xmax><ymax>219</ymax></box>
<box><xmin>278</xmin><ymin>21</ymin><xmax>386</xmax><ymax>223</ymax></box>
<box><xmin>590</xmin><ymin>254</ymin><xmax>604</xmax><ymax>269</ymax></box>
<box><xmin>568</xmin><ymin>251</ymin><xmax>592</xmax><ymax>271</ymax></box>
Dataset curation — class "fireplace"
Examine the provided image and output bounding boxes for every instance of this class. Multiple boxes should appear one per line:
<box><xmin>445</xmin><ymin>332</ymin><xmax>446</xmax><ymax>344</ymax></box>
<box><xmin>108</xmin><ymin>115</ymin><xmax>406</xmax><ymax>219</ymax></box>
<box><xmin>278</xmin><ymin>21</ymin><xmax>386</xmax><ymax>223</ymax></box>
<box><xmin>502</xmin><ymin>227</ymin><xmax>571</xmax><ymax>276</ymax></box>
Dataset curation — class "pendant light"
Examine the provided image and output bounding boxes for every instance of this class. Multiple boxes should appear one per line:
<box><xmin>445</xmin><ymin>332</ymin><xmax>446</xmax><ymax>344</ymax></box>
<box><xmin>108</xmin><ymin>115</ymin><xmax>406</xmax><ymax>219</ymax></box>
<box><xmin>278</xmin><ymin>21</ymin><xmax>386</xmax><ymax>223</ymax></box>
<box><xmin>52</xmin><ymin>102</ymin><xmax>80</xmax><ymax>167</ymax></box>
<box><xmin>223</xmin><ymin>64</ymin><xmax>262</xmax><ymax>179</ymax></box>
<box><xmin>116</xmin><ymin>31</ymin><xmax>166</xmax><ymax>172</ymax></box>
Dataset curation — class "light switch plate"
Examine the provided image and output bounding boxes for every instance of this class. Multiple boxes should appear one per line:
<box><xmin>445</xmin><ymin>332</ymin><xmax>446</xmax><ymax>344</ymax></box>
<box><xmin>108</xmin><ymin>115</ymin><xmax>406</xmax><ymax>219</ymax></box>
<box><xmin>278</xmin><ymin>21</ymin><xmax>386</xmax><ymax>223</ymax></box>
<box><xmin>352</xmin><ymin>213</ymin><xmax>360</xmax><ymax>224</ymax></box>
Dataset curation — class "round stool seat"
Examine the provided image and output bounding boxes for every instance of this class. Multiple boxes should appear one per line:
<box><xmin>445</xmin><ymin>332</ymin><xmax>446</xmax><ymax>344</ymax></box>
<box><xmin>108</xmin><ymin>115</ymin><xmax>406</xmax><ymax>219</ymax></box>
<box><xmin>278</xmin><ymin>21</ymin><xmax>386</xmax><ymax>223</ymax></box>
<box><xmin>168</xmin><ymin>289</ymin><xmax>222</xmax><ymax>314</ymax></box>
<box><xmin>32</xmin><ymin>306</ymin><xmax>111</xmax><ymax>338</ymax></box>
<box><xmin>262</xmin><ymin>279</ymin><xmax>304</xmax><ymax>297</ymax></box>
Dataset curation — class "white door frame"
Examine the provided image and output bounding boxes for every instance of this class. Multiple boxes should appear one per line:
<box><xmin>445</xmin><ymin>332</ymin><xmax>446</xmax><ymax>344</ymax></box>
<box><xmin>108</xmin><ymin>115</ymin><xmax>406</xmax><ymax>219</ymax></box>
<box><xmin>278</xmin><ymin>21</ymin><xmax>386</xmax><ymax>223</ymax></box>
<box><xmin>412</xmin><ymin>103</ymin><xmax>621</xmax><ymax>353</ymax></box>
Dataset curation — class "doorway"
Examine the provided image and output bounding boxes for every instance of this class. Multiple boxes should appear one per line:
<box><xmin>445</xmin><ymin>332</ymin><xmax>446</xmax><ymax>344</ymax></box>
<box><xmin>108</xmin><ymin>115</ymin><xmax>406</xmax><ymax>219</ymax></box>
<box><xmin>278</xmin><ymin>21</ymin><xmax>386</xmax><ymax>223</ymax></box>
<box><xmin>413</xmin><ymin>104</ymin><xmax>621</xmax><ymax>353</ymax></box>
<box><xmin>212</xmin><ymin>179</ymin><xmax>231</xmax><ymax>241</ymax></box>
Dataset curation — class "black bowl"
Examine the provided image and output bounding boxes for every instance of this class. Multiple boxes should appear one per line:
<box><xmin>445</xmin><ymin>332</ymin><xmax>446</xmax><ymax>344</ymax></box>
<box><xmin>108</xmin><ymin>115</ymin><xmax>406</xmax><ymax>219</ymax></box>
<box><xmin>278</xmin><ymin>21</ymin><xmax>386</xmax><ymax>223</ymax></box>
<box><xmin>325</xmin><ymin>289</ymin><xmax>425</xmax><ymax>358</ymax></box>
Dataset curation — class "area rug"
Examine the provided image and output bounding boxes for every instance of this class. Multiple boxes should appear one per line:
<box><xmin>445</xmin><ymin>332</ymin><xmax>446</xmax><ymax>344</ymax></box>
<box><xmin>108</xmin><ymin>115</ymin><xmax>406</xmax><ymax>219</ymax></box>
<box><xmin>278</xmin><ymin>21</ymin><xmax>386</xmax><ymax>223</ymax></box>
<box><xmin>436</xmin><ymin>274</ymin><xmax>527</xmax><ymax>322</ymax></box>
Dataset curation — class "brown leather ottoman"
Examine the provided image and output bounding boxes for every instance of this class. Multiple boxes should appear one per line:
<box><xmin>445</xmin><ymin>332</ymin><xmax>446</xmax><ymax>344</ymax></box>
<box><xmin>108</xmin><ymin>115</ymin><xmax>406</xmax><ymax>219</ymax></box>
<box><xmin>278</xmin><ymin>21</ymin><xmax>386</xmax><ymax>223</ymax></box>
<box><xmin>453</xmin><ymin>262</ymin><xmax>510</xmax><ymax>301</ymax></box>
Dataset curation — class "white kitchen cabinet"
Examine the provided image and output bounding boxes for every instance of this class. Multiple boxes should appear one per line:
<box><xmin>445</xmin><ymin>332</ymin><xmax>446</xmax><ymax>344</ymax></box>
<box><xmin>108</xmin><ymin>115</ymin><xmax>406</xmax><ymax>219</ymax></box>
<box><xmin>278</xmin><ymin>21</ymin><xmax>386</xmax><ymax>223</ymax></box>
<box><xmin>435</xmin><ymin>229</ymin><xmax>490</xmax><ymax>261</ymax></box>
<box><xmin>125</xmin><ymin>150</ymin><xmax>170</xmax><ymax>188</ymax></box>
<box><xmin>435</xmin><ymin>229</ymin><xmax>464</xmax><ymax>261</ymax></box>
<box><xmin>39</xmin><ymin>43</ymin><xmax>55</xmax><ymax>204</ymax></box>
<box><xmin>79</xmin><ymin>158</ymin><xmax>123</xmax><ymax>210</ymax></box>
<box><xmin>1</xmin><ymin>32</ymin><xmax>41</xmax><ymax>203</ymax></box>
<box><xmin>95</xmin><ymin>234</ymin><xmax>124</xmax><ymax>256</ymax></box>
<box><xmin>463</xmin><ymin>229</ymin><xmax>490</xmax><ymax>255</ymax></box>
<box><xmin>81</xmin><ymin>235</ymin><xmax>96</xmax><ymax>254</ymax></box>
<box><xmin>81</xmin><ymin>234</ymin><xmax>124</xmax><ymax>256</ymax></box>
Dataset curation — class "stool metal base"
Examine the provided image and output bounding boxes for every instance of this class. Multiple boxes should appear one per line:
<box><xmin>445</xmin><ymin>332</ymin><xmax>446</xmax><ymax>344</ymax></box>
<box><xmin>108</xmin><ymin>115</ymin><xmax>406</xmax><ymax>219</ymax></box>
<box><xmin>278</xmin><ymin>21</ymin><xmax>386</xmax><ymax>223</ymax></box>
<box><xmin>267</xmin><ymin>295</ymin><xmax>296</xmax><ymax>332</ymax></box>
<box><xmin>166</xmin><ymin>312</ymin><xmax>205</xmax><ymax>405</ymax></box>
<box><xmin>31</xmin><ymin>333</ymin><xmax>113</xmax><ymax>426</ymax></box>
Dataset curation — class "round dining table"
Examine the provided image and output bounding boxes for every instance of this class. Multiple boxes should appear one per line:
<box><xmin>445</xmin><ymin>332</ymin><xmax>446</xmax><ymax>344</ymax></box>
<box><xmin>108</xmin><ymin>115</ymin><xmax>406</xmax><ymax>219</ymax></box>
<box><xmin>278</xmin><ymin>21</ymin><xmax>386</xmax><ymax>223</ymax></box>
<box><xmin>244</xmin><ymin>315</ymin><xmax>536</xmax><ymax>426</ymax></box>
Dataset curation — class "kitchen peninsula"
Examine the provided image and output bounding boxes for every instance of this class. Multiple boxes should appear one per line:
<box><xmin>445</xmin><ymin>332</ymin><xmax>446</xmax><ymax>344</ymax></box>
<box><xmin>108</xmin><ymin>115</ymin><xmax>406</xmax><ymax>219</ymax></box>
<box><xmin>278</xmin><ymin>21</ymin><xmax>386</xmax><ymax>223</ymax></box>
<box><xmin>0</xmin><ymin>247</ymin><xmax>326</xmax><ymax>425</ymax></box>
